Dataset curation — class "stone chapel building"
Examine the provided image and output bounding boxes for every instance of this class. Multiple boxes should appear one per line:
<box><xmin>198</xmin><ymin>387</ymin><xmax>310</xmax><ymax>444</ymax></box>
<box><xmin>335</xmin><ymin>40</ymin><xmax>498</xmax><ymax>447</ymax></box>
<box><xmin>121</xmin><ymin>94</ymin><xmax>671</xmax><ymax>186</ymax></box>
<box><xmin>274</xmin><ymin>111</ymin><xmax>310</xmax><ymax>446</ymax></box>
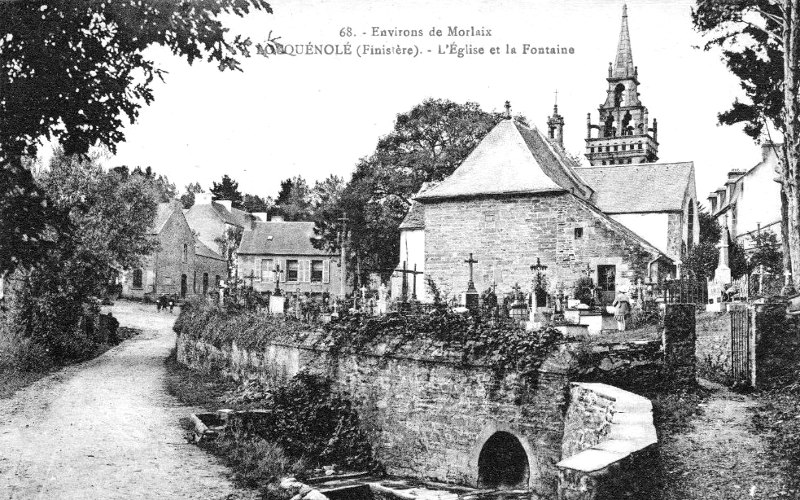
<box><xmin>397</xmin><ymin>4</ymin><xmax>699</xmax><ymax>303</ymax></box>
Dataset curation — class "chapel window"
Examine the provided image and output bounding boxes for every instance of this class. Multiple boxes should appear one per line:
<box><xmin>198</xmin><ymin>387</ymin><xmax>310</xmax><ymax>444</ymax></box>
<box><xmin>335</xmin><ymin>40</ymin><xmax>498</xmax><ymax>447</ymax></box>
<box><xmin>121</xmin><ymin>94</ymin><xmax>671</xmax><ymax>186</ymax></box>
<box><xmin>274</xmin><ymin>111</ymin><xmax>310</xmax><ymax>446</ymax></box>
<box><xmin>574</xmin><ymin>228</ymin><xmax>583</xmax><ymax>239</ymax></box>
<box><xmin>182</xmin><ymin>244</ymin><xmax>188</xmax><ymax>263</ymax></box>
<box><xmin>133</xmin><ymin>269</ymin><xmax>143</xmax><ymax>289</ymax></box>
<box><xmin>614</xmin><ymin>83</ymin><xmax>624</xmax><ymax>107</ymax></box>
<box><xmin>687</xmin><ymin>201</ymin><xmax>695</xmax><ymax>250</ymax></box>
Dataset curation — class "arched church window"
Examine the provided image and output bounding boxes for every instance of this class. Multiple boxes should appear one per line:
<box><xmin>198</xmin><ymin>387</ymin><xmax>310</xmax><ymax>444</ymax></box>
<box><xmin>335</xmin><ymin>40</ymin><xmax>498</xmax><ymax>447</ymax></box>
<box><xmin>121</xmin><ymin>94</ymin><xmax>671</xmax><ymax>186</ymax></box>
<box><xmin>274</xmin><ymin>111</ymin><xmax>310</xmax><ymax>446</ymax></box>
<box><xmin>687</xmin><ymin>201</ymin><xmax>695</xmax><ymax>249</ymax></box>
<box><xmin>604</xmin><ymin>115</ymin><xmax>615</xmax><ymax>137</ymax></box>
<box><xmin>622</xmin><ymin>111</ymin><xmax>632</xmax><ymax>136</ymax></box>
<box><xmin>614</xmin><ymin>83</ymin><xmax>624</xmax><ymax>107</ymax></box>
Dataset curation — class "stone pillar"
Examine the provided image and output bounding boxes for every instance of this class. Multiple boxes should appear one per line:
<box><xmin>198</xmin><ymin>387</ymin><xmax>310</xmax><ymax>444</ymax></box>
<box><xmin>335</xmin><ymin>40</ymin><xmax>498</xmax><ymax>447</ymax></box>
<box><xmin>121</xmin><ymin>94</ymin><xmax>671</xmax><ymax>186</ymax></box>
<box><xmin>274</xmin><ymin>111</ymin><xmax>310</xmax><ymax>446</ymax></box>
<box><xmin>662</xmin><ymin>304</ymin><xmax>696</xmax><ymax>386</ymax></box>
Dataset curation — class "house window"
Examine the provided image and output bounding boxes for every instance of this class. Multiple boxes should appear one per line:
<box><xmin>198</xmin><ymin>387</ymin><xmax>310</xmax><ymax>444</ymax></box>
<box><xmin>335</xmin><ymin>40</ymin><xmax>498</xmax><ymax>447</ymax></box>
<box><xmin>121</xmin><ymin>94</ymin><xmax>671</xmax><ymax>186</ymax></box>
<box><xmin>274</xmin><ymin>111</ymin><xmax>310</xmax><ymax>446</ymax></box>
<box><xmin>287</xmin><ymin>260</ymin><xmax>299</xmax><ymax>282</ymax></box>
<box><xmin>637</xmin><ymin>143</ymin><xmax>643</xmax><ymax>150</ymax></box>
<box><xmin>164</xmin><ymin>276</ymin><xmax>173</xmax><ymax>286</ymax></box>
<box><xmin>621</xmin><ymin>144</ymin><xmax>626</xmax><ymax>151</ymax></box>
<box><xmin>613</xmin><ymin>145</ymin><xmax>619</xmax><ymax>152</ymax></box>
<box><xmin>311</xmin><ymin>260</ymin><xmax>324</xmax><ymax>282</ymax></box>
<box><xmin>133</xmin><ymin>269</ymin><xmax>143</xmax><ymax>289</ymax></box>
<box><xmin>182</xmin><ymin>244</ymin><xmax>188</xmax><ymax>263</ymax></box>
<box><xmin>574</xmin><ymin>227</ymin><xmax>583</xmax><ymax>239</ymax></box>
<box><xmin>261</xmin><ymin>259</ymin><xmax>273</xmax><ymax>282</ymax></box>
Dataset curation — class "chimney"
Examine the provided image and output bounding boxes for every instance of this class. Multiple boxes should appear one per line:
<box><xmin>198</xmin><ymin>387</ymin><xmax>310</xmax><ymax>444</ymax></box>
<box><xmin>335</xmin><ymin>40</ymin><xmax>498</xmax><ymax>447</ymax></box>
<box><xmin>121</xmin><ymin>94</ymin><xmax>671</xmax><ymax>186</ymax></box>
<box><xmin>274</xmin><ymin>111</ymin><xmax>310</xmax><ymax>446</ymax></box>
<box><xmin>195</xmin><ymin>192</ymin><xmax>213</xmax><ymax>205</ymax></box>
<box><xmin>216</xmin><ymin>199</ymin><xmax>232</xmax><ymax>211</ymax></box>
<box><xmin>707</xmin><ymin>194</ymin><xmax>717</xmax><ymax>214</ymax></box>
<box><xmin>270</xmin><ymin>214</ymin><xmax>285</xmax><ymax>222</ymax></box>
<box><xmin>252</xmin><ymin>212</ymin><xmax>268</xmax><ymax>222</ymax></box>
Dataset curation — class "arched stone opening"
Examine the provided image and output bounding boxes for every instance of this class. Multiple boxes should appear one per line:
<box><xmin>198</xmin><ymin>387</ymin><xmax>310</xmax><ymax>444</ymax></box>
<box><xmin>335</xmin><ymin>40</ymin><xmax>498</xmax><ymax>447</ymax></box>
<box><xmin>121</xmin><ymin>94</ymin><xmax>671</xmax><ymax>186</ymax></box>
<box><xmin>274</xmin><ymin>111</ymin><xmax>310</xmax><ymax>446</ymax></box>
<box><xmin>477</xmin><ymin>431</ymin><xmax>530</xmax><ymax>489</ymax></box>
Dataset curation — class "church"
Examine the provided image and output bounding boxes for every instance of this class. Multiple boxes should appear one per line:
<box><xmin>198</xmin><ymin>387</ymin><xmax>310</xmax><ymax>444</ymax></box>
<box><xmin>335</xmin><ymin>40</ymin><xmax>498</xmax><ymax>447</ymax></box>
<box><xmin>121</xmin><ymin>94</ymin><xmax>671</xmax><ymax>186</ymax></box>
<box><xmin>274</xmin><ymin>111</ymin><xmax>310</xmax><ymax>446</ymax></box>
<box><xmin>394</xmin><ymin>4</ymin><xmax>698</xmax><ymax>304</ymax></box>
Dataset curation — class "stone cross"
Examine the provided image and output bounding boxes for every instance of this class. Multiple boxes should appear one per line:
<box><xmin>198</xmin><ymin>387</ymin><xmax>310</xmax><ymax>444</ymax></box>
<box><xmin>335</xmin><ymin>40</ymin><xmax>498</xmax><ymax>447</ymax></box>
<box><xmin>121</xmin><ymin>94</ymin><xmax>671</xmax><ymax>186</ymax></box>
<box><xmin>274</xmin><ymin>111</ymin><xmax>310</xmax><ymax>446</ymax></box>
<box><xmin>273</xmin><ymin>263</ymin><xmax>282</xmax><ymax>294</ymax></box>
<box><xmin>464</xmin><ymin>253</ymin><xmax>478</xmax><ymax>291</ymax></box>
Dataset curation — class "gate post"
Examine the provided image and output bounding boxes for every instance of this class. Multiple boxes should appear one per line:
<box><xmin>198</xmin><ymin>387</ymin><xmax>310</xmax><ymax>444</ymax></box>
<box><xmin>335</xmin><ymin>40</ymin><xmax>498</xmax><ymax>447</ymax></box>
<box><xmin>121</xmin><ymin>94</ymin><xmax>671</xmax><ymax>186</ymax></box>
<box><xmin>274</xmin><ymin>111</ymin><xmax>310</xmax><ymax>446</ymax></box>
<box><xmin>663</xmin><ymin>304</ymin><xmax>696</xmax><ymax>386</ymax></box>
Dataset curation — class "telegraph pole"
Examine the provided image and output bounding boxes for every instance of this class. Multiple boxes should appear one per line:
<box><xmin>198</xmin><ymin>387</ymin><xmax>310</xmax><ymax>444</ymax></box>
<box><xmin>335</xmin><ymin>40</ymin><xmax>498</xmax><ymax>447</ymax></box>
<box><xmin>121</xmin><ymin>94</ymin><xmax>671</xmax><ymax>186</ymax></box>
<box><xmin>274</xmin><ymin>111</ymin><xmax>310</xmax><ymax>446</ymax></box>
<box><xmin>337</xmin><ymin>213</ymin><xmax>349</xmax><ymax>298</ymax></box>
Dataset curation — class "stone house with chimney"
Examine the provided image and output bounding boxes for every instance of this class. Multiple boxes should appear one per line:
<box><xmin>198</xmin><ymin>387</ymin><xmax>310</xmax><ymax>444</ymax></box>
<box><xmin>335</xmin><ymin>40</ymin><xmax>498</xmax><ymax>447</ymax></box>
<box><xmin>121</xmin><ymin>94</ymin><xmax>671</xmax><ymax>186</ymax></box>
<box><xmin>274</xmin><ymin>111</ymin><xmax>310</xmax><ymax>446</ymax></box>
<box><xmin>707</xmin><ymin>143</ymin><xmax>783</xmax><ymax>251</ymax></box>
<box><xmin>121</xmin><ymin>203</ymin><xmax>227</xmax><ymax>299</ymax></box>
<box><xmin>236</xmin><ymin>218</ymin><xmax>343</xmax><ymax>296</ymax></box>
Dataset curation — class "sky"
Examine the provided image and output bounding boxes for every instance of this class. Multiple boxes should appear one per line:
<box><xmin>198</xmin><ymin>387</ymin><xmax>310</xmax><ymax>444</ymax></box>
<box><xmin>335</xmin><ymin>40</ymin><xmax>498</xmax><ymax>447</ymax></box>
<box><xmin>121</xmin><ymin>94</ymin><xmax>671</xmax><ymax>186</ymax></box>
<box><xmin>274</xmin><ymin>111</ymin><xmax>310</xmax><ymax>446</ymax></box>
<box><xmin>107</xmin><ymin>0</ymin><xmax>765</xmax><ymax>208</ymax></box>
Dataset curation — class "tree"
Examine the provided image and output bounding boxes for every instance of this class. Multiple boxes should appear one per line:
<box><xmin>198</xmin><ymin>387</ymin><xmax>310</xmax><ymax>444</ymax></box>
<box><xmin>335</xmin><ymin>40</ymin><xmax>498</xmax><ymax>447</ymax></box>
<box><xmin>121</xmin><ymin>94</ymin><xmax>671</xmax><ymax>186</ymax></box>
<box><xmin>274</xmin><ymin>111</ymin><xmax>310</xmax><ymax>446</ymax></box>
<box><xmin>215</xmin><ymin>226</ymin><xmax>244</xmax><ymax>280</ymax></box>
<box><xmin>692</xmin><ymin>0</ymin><xmax>800</xmax><ymax>287</ymax></box>
<box><xmin>242</xmin><ymin>193</ymin><xmax>271</xmax><ymax>213</ymax></box>
<box><xmin>310</xmin><ymin>175</ymin><xmax>346</xmax><ymax>249</ymax></box>
<box><xmin>1</xmin><ymin>0</ymin><xmax>277</xmax><ymax>274</ymax></box>
<box><xmin>749</xmin><ymin>229</ymin><xmax>784</xmax><ymax>274</ymax></box>
<box><xmin>210</xmin><ymin>174</ymin><xmax>244</xmax><ymax>207</ymax></box>
<box><xmin>315</xmin><ymin>99</ymin><xmax>526</xmax><ymax>284</ymax></box>
<box><xmin>684</xmin><ymin>208</ymin><xmax>723</xmax><ymax>279</ymax></box>
<box><xmin>273</xmin><ymin>176</ymin><xmax>312</xmax><ymax>221</ymax></box>
<box><xmin>180</xmin><ymin>182</ymin><xmax>206</xmax><ymax>209</ymax></box>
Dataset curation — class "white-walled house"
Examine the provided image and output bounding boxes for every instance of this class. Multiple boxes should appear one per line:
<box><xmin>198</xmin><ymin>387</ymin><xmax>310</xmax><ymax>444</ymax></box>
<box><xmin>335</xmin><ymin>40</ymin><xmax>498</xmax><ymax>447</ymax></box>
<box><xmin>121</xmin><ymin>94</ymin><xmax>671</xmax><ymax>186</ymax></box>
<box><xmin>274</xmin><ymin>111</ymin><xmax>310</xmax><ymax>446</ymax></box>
<box><xmin>392</xmin><ymin>201</ymin><xmax>426</xmax><ymax>301</ymax></box>
<box><xmin>708</xmin><ymin>143</ymin><xmax>782</xmax><ymax>250</ymax></box>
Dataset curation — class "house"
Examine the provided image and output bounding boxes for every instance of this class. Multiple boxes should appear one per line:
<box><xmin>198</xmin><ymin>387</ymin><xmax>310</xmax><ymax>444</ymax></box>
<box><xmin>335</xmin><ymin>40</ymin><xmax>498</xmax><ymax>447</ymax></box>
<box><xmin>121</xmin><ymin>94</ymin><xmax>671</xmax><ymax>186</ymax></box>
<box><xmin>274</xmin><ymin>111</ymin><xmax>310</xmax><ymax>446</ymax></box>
<box><xmin>236</xmin><ymin>217</ymin><xmax>343</xmax><ymax>296</ymax></box>
<box><xmin>391</xmin><ymin>196</ymin><xmax>428</xmax><ymax>301</ymax></box>
<box><xmin>122</xmin><ymin>203</ymin><xmax>228</xmax><ymax>299</ymax></box>
<box><xmin>414</xmin><ymin>116</ymin><xmax>673</xmax><ymax>305</ymax></box>
<box><xmin>184</xmin><ymin>192</ymin><xmax>258</xmax><ymax>264</ymax></box>
<box><xmin>707</xmin><ymin>142</ymin><xmax>783</xmax><ymax>250</ymax></box>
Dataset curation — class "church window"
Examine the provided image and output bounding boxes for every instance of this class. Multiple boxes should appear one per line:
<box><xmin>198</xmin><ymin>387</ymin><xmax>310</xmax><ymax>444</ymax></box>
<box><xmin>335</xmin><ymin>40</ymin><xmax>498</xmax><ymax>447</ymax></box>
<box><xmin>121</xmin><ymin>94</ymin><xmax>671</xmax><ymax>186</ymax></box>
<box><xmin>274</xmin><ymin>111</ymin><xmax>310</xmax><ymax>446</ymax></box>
<box><xmin>614</xmin><ymin>83</ymin><xmax>624</xmax><ymax>107</ymax></box>
<box><xmin>604</xmin><ymin>115</ymin><xmax>615</xmax><ymax>137</ymax></box>
<box><xmin>182</xmin><ymin>244</ymin><xmax>188</xmax><ymax>263</ymax></box>
<box><xmin>133</xmin><ymin>269</ymin><xmax>143</xmax><ymax>289</ymax></box>
<box><xmin>590</xmin><ymin>147</ymin><xmax>595</xmax><ymax>153</ymax></box>
<box><xmin>621</xmin><ymin>144</ymin><xmax>626</xmax><ymax>151</ymax></box>
<box><xmin>622</xmin><ymin>111</ymin><xmax>632</xmax><ymax>136</ymax></box>
<box><xmin>687</xmin><ymin>201</ymin><xmax>695</xmax><ymax>249</ymax></box>
<box><xmin>574</xmin><ymin>228</ymin><xmax>583</xmax><ymax>239</ymax></box>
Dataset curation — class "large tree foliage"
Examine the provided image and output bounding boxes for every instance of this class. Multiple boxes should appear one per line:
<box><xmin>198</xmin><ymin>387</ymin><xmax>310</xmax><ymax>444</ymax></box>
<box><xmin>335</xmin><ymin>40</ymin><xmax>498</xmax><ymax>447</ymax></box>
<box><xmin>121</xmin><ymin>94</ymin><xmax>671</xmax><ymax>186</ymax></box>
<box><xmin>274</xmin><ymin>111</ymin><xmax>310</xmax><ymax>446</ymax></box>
<box><xmin>692</xmin><ymin>0</ymin><xmax>800</xmax><ymax>287</ymax></box>
<box><xmin>9</xmin><ymin>153</ymin><xmax>162</xmax><ymax>363</ymax></box>
<box><xmin>272</xmin><ymin>176</ymin><xmax>312</xmax><ymax>221</ymax></box>
<box><xmin>180</xmin><ymin>182</ymin><xmax>206</xmax><ymax>209</ymax></box>
<box><xmin>210</xmin><ymin>174</ymin><xmax>244</xmax><ymax>208</ymax></box>
<box><xmin>0</xmin><ymin>0</ymin><xmax>276</xmax><ymax>274</ymax></box>
<box><xmin>315</xmin><ymin>99</ymin><xmax>526</xmax><ymax>285</ymax></box>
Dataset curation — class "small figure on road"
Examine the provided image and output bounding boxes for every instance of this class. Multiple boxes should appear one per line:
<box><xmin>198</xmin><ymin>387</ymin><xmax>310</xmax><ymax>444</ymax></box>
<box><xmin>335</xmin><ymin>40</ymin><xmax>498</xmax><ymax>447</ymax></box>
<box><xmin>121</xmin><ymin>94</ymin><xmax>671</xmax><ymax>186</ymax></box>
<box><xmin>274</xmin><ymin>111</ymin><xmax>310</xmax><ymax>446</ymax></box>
<box><xmin>612</xmin><ymin>289</ymin><xmax>631</xmax><ymax>331</ymax></box>
<box><xmin>168</xmin><ymin>296</ymin><xmax>175</xmax><ymax>314</ymax></box>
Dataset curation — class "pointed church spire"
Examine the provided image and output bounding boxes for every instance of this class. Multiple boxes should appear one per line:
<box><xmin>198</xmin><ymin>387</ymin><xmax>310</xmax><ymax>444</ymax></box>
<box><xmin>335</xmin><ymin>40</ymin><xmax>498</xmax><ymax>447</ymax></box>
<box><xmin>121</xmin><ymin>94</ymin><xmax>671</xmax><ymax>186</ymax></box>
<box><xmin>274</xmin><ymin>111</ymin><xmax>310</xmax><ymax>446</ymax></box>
<box><xmin>612</xmin><ymin>4</ymin><xmax>635</xmax><ymax>79</ymax></box>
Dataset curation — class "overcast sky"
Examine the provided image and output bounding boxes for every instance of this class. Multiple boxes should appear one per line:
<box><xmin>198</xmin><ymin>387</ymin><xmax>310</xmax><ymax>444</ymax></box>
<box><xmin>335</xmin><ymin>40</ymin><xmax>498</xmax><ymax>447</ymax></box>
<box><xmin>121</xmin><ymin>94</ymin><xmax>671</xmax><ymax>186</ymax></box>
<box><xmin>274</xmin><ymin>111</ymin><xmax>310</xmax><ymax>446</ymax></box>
<box><xmin>107</xmin><ymin>0</ymin><xmax>765</xmax><ymax>208</ymax></box>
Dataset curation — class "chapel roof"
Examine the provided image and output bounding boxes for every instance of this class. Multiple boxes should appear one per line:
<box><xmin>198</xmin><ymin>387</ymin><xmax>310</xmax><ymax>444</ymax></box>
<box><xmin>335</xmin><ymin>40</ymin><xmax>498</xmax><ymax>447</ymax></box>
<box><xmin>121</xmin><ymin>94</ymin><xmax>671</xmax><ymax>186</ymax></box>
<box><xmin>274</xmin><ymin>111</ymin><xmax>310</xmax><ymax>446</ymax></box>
<box><xmin>415</xmin><ymin>119</ymin><xmax>594</xmax><ymax>201</ymax></box>
<box><xmin>576</xmin><ymin>162</ymin><xmax>694</xmax><ymax>213</ymax></box>
<box><xmin>238</xmin><ymin>221</ymin><xmax>332</xmax><ymax>256</ymax></box>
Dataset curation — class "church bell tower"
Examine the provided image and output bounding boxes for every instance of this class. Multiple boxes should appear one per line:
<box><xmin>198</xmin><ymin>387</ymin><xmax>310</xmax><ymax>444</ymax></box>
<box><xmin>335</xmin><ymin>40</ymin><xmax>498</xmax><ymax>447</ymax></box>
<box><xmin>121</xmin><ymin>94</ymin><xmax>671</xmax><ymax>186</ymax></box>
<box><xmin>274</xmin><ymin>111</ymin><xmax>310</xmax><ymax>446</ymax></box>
<box><xmin>585</xmin><ymin>4</ymin><xmax>659</xmax><ymax>166</ymax></box>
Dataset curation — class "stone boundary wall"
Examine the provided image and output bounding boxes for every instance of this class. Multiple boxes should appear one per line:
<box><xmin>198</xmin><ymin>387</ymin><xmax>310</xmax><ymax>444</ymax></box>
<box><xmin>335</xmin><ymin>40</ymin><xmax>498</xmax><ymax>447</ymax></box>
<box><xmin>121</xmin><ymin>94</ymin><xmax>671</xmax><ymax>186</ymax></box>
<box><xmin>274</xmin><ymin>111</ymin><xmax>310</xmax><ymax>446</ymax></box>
<box><xmin>176</xmin><ymin>304</ymin><xmax>695</xmax><ymax>498</ymax></box>
<box><xmin>556</xmin><ymin>383</ymin><xmax>658</xmax><ymax>500</ymax></box>
<box><xmin>695</xmin><ymin>311</ymin><xmax>733</xmax><ymax>384</ymax></box>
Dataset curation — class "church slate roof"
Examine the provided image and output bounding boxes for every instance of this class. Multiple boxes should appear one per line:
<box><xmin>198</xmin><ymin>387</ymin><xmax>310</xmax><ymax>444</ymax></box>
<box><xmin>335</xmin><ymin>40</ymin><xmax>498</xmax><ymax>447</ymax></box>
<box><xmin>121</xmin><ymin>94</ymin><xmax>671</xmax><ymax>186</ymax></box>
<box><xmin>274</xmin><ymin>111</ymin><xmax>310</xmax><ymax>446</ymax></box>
<box><xmin>576</xmin><ymin>162</ymin><xmax>694</xmax><ymax>213</ymax></box>
<box><xmin>195</xmin><ymin>238</ymin><xmax>225</xmax><ymax>261</ymax></box>
<box><xmin>151</xmin><ymin>203</ymin><xmax>177</xmax><ymax>235</ymax></box>
<box><xmin>399</xmin><ymin>201</ymin><xmax>425</xmax><ymax>230</ymax></box>
<box><xmin>416</xmin><ymin>119</ymin><xmax>594</xmax><ymax>202</ymax></box>
<box><xmin>238</xmin><ymin>221</ymin><xmax>332</xmax><ymax>256</ymax></box>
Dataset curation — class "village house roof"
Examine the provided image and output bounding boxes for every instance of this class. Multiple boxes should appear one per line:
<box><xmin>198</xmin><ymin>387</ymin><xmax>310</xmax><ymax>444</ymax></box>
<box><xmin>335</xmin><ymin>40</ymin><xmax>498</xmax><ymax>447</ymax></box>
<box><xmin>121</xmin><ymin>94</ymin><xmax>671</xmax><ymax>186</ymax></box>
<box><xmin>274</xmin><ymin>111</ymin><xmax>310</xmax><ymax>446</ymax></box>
<box><xmin>415</xmin><ymin>119</ymin><xmax>595</xmax><ymax>202</ymax></box>
<box><xmin>238</xmin><ymin>221</ymin><xmax>332</xmax><ymax>256</ymax></box>
<box><xmin>576</xmin><ymin>162</ymin><xmax>694</xmax><ymax>213</ymax></box>
<box><xmin>399</xmin><ymin>201</ymin><xmax>425</xmax><ymax>230</ymax></box>
<box><xmin>194</xmin><ymin>238</ymin><xmax>226</xmax><ymax>261</ymax></box>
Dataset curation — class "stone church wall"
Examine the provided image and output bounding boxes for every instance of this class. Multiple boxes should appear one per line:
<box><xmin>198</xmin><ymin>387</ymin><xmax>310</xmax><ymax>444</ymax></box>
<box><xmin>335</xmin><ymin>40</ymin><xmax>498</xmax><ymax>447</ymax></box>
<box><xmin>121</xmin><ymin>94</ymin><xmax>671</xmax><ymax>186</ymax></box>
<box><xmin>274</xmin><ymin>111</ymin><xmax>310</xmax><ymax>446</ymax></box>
<box><xmin>422</xmin><ymin>193</ymin><xmax>657</xmax><ymax>299</ymax></box>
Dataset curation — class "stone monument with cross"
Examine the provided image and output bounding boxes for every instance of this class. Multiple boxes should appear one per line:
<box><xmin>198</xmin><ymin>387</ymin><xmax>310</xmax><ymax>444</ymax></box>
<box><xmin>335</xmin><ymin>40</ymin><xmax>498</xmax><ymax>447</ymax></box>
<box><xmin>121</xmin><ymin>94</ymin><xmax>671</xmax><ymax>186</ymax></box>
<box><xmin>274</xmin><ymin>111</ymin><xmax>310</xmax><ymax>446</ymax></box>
<box><xmin>463</xmin><ymin>253</ymin><xmax>479</xmax><ymax>311</ymax></box>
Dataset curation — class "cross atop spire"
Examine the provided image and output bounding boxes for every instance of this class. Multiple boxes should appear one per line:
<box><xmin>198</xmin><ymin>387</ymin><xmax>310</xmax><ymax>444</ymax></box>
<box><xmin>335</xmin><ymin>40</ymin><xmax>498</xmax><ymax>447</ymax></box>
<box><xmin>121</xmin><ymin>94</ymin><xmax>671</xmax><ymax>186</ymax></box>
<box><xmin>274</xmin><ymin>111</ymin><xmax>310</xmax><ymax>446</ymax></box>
<box><xmin>612</xmin><ymin>3</ymin><xmax>635</xmax><ymax>80</ymax></box>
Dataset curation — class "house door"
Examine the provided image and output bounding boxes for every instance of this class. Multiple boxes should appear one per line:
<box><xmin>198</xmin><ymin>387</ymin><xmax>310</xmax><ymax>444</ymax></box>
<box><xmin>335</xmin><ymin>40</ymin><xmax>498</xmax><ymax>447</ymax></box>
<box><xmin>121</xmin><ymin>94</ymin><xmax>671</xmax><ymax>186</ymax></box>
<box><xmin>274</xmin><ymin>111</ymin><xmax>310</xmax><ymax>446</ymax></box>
<box><xmin>180</xmin><ymin>274</ymin><xmax>188</xmax><ymax>298</ymax></box>
<box><xmin>597</xmin><ymin>265</ymin><xmax>616</xmax><ymax>305</ymax></box>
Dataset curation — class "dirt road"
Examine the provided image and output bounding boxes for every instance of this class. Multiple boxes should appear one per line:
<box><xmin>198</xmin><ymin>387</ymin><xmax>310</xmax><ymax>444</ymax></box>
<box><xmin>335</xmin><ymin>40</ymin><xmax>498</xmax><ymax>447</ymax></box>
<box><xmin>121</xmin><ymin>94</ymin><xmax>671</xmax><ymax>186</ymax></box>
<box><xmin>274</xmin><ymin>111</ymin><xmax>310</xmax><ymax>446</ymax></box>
<box><xmin>0</xmin><ymin>301</ymin><xmax>253</xmax><ymax>500</ymax></box>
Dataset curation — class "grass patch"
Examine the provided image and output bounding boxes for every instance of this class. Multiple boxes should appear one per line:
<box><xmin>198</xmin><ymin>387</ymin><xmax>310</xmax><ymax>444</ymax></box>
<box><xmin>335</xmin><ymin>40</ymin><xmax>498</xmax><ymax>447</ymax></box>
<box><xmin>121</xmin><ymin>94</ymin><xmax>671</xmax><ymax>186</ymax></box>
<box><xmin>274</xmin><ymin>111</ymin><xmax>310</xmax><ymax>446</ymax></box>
<box><xmin>0</xmin><ymin>368</ymin><xmax>49</xmax><ymax>400</ymax></box>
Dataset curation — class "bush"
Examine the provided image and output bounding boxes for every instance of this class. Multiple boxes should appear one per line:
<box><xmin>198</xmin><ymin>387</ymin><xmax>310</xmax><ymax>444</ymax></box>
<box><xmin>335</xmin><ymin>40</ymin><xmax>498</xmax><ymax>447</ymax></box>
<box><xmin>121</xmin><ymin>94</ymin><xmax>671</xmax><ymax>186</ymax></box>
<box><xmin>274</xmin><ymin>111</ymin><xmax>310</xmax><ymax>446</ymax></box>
<box><xmin>229</xmin><ymin>373</ymin><xmax>375</xmax><ymax>470</ymax></box>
